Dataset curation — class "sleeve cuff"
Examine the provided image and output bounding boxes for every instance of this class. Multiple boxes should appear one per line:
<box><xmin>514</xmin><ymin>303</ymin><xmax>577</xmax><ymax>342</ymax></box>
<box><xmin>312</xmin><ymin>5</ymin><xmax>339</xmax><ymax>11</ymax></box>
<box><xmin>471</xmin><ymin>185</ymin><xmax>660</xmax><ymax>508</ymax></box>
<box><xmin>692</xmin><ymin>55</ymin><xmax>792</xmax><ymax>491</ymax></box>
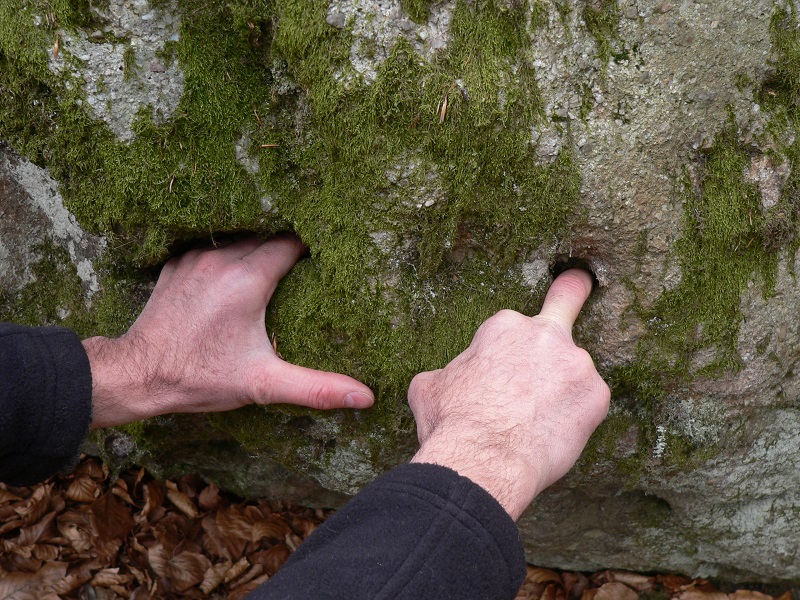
<box><xmin>0</xmin><ymin>324</ymin><xmax>93</xmax><ymax>485</ymax></box>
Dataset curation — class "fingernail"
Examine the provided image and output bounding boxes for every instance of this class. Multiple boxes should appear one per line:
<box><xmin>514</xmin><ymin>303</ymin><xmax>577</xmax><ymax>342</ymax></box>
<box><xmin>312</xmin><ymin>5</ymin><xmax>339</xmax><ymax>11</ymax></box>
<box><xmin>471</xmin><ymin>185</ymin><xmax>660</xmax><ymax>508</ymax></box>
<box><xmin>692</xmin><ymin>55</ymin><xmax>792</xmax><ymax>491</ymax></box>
<box><xmin>344</xmin><ymin>392</ymin><xmax>374</xmax><ymax>409</ymax></box>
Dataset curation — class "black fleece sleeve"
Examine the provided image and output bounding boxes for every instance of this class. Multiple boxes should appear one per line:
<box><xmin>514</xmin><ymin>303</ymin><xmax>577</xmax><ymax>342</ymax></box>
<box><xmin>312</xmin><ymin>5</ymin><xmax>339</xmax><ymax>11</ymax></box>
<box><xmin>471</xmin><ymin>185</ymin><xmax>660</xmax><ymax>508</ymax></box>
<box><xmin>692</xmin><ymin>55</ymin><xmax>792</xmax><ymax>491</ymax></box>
<box><xmin>0</xmin><ymin>323</ymin><xmax>93</xmax><ymax>486</ymax></box>
<box><xmin>250</xmin><ymin>463</ymin><xmax>526</xmax><ymax>600</ymax></box>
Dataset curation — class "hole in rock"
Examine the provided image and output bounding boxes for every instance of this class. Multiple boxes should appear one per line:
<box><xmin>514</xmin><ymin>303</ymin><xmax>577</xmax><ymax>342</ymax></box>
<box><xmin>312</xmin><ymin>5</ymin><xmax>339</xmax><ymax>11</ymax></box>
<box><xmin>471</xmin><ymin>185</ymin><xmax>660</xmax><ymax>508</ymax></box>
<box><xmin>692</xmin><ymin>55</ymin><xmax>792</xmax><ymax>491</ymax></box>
<box><xmin>549</xmin><ymin>256</ymin><xmax>599</xmax><ymax>291</ymax></box>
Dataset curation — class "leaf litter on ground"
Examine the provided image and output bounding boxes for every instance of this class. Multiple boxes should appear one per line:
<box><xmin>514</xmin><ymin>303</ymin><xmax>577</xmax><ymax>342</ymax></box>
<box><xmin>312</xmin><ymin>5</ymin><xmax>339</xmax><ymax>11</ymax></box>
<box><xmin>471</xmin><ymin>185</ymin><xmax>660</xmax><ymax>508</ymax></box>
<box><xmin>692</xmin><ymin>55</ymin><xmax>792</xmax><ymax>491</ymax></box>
<box><xmin>0</xmin><ymin>457</ymin><xmax>795</xmax><ymax>600</ymax></box>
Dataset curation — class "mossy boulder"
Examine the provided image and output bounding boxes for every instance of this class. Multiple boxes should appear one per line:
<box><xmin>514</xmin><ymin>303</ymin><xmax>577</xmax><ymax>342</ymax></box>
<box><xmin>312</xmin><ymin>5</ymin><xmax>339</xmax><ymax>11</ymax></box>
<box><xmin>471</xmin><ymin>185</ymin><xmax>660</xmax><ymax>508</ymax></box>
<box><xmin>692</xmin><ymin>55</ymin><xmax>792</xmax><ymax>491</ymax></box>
<box><xmin>3</xmin><ymin>0</ymin><xmax>800</xmax><ymax>584</ymax></box>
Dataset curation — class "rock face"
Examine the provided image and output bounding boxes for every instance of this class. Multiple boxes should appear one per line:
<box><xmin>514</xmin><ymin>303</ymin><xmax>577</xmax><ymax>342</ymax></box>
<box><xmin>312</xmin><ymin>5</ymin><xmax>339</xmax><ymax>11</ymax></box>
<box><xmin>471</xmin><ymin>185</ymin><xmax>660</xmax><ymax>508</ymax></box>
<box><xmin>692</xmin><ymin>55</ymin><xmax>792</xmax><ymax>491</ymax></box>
<box><xmin>2</xmin><ymin>0</ymin><xmax>800</xmax><ymax>583</ymax></box>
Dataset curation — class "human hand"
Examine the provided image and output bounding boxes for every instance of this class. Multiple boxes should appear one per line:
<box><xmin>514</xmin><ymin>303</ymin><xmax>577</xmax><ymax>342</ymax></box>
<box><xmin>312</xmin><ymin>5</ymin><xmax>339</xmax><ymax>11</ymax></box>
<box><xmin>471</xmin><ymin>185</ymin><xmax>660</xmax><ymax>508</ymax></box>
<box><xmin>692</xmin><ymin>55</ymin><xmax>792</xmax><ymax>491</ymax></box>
<box><xmin>84</xmin><ymin>236</ymin><xmax>374</xmax><ymax>428</ymax></box>
<box><xmin>408</xmin><ymin>269</ymin><xmax>609</xmax><ymax>520</ymax></box>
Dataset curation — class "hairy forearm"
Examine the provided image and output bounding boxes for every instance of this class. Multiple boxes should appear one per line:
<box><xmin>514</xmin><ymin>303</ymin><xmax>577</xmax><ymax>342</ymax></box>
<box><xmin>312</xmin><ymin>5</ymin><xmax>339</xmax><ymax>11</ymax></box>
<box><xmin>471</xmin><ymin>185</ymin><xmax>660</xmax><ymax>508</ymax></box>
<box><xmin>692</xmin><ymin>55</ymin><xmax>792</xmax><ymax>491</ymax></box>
<box><xmin>411</xmin><ymin>430</ymin><xmax>539</xmax><ymax>521</ymax></box>
<box><xmin>83</xmin><ymin>334</ymin><xmax>168</xmax><ymax>428</ymax></box>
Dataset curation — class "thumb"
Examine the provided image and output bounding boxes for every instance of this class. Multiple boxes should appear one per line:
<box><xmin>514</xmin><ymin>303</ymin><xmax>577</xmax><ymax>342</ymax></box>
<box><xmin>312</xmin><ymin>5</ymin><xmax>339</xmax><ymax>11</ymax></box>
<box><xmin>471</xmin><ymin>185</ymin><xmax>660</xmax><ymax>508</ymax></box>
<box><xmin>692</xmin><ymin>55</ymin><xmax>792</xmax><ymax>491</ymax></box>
<box><xmin>249</xmin><ymin>359</ymin><xmax>375</xmax><ymax>410</ymax></box>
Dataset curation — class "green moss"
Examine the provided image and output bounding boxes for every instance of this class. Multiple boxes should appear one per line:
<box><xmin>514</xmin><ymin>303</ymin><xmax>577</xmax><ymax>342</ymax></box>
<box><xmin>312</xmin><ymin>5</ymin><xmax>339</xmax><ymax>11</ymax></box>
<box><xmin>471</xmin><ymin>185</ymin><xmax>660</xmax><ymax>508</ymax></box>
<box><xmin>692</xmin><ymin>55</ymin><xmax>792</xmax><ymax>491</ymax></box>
<box><xmin>0</xmin><ymin>241</ymin><xmax>94</xmax><ymax>335</ymax></box>
<box><xmin>0</xmin><ymin>240</ymin><xmax>151</xmax><ymax>342</ymax></box>
<box><xmin>1</xmin><ymin>0</ymin><xmax>585</xmax><ymax>488</ymax></box>
<box><xmin>582</xmin><ymin>0</ymin><xmax>620</xmax><ymax>66</ymax></box>
<box><xmin>400</xmin><ymin>0</ymin><xmax>432</xmax><ymax>23</ymax></box>
<box><xmin>1</xmin><ymin>0</ymin><xmax>274</xmax><ymax>265</ymax></box>
<box><xmin>640</xmin><ymin>127</ymin><xmax>778</xmax><ymax>375</ymax></box>
<box><xmin>122</xmin><ymin>45</ymin><xmax>137</xmax><ymax>81</ymax></box>
<box><xmin>637</xmin><ymin>3</ymin><xmax>800</xmax><ymax>380</ymax></box>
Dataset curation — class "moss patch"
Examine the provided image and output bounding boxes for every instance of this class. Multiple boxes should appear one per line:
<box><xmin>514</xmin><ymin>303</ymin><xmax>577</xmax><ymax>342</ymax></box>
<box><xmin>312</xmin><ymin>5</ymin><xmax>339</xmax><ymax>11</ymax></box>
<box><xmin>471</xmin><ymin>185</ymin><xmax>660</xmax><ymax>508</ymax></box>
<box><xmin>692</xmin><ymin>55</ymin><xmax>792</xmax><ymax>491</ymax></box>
<box><xmin>1</xmin><ymin>0</ymin><xmax>587</xmax><ymax>489</ymax></box>
<box><xmin>640</xmin><ymin>127</ymin><xmax>778</xmax><ymax>375</ymax></box>
<box><xmin>0</xmin><ymin>239</ymin><xmax>153</xmax><ymax>340</ymax></box>
<box><xmin>400</xmin><ymin>0</ymin><xmax>433</xmax><ymax>23</ymax></box>
<box><xmin>0</xmin><ymin>241</ymin><xmax>94</xmax><ymax>334</ymax></box>
<box><xmin>584</xmin><ymin>5</ymin><xmax>800</xmax><ymax>480</ymax></box>
<box><xmin>582</xmin><ymin>0</ymin><xmax>621</xmax><ymax>66</ymax></box>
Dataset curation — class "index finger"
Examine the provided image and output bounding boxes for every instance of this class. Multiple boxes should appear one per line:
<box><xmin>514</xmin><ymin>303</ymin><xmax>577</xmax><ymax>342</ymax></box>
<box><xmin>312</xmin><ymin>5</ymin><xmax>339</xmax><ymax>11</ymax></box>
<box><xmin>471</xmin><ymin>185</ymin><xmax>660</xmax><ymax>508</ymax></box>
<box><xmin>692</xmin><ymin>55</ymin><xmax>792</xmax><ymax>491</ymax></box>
<box><xmin>537</xmin><ymin>268</ymin><xmax>594</xmax><ymax>330</ymax></box>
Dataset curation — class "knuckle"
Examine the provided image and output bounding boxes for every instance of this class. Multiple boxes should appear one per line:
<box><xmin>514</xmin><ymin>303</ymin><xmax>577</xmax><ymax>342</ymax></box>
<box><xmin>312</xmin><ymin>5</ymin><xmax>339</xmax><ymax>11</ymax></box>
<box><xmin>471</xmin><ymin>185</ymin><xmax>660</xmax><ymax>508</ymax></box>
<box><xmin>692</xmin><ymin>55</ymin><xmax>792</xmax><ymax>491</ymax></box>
<box><xmin>597</xmin><ymin>378</ymin><xmax>612</xmax><ymax>407</ymax></box>
<box><xmin>408</xmin><ymin>372</ymin><xmax>430</xmax><ymax>405</ymax></box>
<box><xmin>493</xmin><ymin>309</ymin><xmax>524</xmax><ymax>325</ymax></box>
<box><xmin>480</xmin><ymin>309</ymin><xmax>524</xmax><ymax>337</ymax></box>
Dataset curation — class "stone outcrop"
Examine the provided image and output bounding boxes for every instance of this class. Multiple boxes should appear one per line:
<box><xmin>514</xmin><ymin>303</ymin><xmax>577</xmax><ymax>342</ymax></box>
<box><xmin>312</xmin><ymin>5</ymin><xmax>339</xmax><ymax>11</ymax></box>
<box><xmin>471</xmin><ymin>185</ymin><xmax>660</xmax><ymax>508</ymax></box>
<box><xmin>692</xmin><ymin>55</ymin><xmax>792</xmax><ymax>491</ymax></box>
<box><xmin>3</xmin><ymin>0</ymin><xmax>800</xmax><ymax>583</ymax></box>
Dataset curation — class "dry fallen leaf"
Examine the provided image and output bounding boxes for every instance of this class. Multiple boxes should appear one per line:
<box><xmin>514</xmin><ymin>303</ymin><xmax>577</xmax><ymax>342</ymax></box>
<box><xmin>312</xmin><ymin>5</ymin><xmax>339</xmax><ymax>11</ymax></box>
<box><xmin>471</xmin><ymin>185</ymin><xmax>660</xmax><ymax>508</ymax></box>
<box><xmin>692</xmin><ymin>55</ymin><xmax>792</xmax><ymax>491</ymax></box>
<box><xmin>661</xmin><ymin>574</ymin><xmax>695</xmax><ymax>594</ymax></box>
<box><xmin>527</xmin><ymin>567</ymin><xmax>564</xmax><ymax>585</ymax></box>
<box><xmin>607</xmin><ymin>571</ymin><xmax>654</xmax><ymax>592</ymax></box>
<box><xmin>93</xmin><ymin>492</ymin><xmax>134</xmax><ymax>540</ymax></box>
<box><xmin>200</xmin><ymin>560</ymin><xmax>231</xmax><ymax>594</ymax></box>
<box><xmin>728</xmin><ymin>591</ymin><xmax>775</xmax><ymax>600</ymax></box>
<box><xmin>198</xmin><ymin>482</ymin><xmax>221</xmax><ymax>512</ymax></box>
<box><xmin>15</xmin><ymin>485</ymin><xmax>51</xmax><ymax>525</ymax></box>
<box><xmin>679</xmin><ymin>589</ymin><xmax>728</xmax><ymax>600</ymax></box>
<box><xmin>563</xmin><ymin>571</ymin><xmax>590</xmax><ymax>600</ymax></box>
<box><xmin>67</xmin><ymin>476</ymin><xmax>99</xmax><ymax>503</ymax></box>
<box><xmin>595</xmin><ymin>581</ymin><xmax>640</xmax><ymax>600</ymax></box>
<box><xmin>224</xmin><ymin>556</ymin><xmax>251</xmax><ymax>584</ymax></box>
<box><xmin>165</xmin><ymin>480</ymin><xmax>198</xmax><ymax>519</ymax></box>
<box><xmin>148</xmin><ymin>544</ymin><xmax>211</xmax><ymax>592</ymax></box>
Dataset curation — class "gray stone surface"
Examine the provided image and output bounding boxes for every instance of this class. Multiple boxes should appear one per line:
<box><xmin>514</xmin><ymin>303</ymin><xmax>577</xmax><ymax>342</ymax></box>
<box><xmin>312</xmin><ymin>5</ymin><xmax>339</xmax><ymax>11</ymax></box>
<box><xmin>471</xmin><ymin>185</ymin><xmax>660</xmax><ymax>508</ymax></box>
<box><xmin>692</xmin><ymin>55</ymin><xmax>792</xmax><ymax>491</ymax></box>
<box><xmin>0</xmin><ymin>143</ymin><xmax>105</xmax><ymax>297</ymax></box>
<box><xmin>48</xmin><ymin>0</ymin><xmax>184</xmax><ymax>141</ymax></box>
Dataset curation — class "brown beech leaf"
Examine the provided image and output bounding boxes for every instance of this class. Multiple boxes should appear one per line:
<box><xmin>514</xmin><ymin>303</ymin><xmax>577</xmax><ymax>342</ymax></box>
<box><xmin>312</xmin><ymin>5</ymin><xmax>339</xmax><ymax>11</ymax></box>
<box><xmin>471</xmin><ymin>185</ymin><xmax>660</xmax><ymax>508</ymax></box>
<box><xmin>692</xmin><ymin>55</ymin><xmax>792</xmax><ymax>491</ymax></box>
<box><xmin>728</xmin><ymin>592</ymin><xmax>774</xmax><ymax>600</ymax></box>
<box><xmin>165</xmin><ymin>480</ymin><xmax>198</xmax><ymax>519</ymax></box>
<box><xmin>0</xmin><ymin>572</ymin><xmax>45</xmax><ymax>600</ymax></box>
<box><xmin>3</xmin><ymin>539</ymin><xmax>35</xmax><ymax>558</ymax></box>
<box><xmin>230</xmin><ymin>564</ymin><xmax>265</xmax><ymax>590</ymax></box>
<box><xmin>581</xmin><ymin>588</ymin><xmax>599</xmax><ymax>600</ymax></box>
<box><xmin>594</xmin><ymin>582</ymin><xmax>639</xmax><ymax>600</ymax></box>
<box><xmin>141</xmin><ymin>481</ymin><xmax>165</xmax><ymax>522</ymax></box>
<box><xmin>0</xmin><ymin>518</ymin><xmax>24</xmax><ymax>535</ymax></box>
<box><xmin>148</xmin><ymin>543</ymin><xmax>211</xmax><ymax>592</ymax></box>
<box><xmin>112</xmin><ymin>479</ymin><xmax>136</xmax><ymax>506</ymax></box>
<box><xmin>17</xmin><ymin>511</ymin><xmax>57</xmax><ymax>546</ymax></box>
<box><xmin>5</xmin><ymin>552</ymin><xmax>42</xmax><ymax>573</ymax></box>
<box><xmin>198</xmin><ymin>483</ymin><xmax>221</xmax><ymax>512</ymax></box>
<box><xmin>563</xmin><ymin>572</ymin><xmax>590</xmax><ymax>600</ymax></box>
<box><xmin>607</xmin><ymin>571</ymin><xmax>654</xmax><ymax>592</ymax></box>
<box><xmin>0</xmin><ymin>488</ymin><xmax>21</xmax><ymax>504</ymax></box>
<box><xmin>660</xmin><ymin>575</ymin><xmax>695</xmax><ymax>593</ymax></box>
<box><xmin>224</xmin><ymin>557</ymin><xmax>251</xmax><ymax>584</ymax></box>
<box><xmin>74</xmin><ymin>458</ymin><xmax>107</xmax><ymax>482</ymax></box>
<box><xmin>49</xmin><ymin>567</ymin><xmax>94</xmax><ymax>595</ymax></box>
<box><xmin>250</xmin><ymin>544</ymin><xmax>291</xmax><ymax>576</ymax></box>
<box><xmin>92</xmin><ymin>492</ymin><xmax>134</xmax><ymax>543</ymax></box>
<box><xmin>215</xmin><ymin>505</ymin><xmax>253</xmax><ymax>543</ymax></box>
<box><xmin>130</xmin><ymin>586</ymin><xmax>152</xmax><ymax>600</ymax></box>
<box><xmin>251</xmin><ymin>515</ymin><xmax>292</xmax><ymax>543</ymax></box>
<box><xmin>285</xmin><ymin>531</ymin><xmax>303</xmax><ymax>551</ymax></box>
<box><xmin>0</xmin><ymin>560</ymin><xmax>68</xmax><ymax>599</ymax></box>
<box><xmin>58</xmin><ymin>509</ymin><xmax>96</xmax><ymax>554</ymax></box>
<box><xmin>200</xmin><ymin>560</ymin><xmax>231</xmax><ymax>594</ymax></box>
<box><xmin>291</xmin><ymin>516</ymin><xmax>318</xmax><ymax>539</ymax></box>
<box><xmin>32</xmin><ymin>543</ymin><xmax>60</xmax><ymax>562</ymax></box>
<box><xmin>541</xmin><ymin>582</ymin><xmax>563</xmax><ymax>600</ymax></box>
<box><xmin>92</xmin><ymin>567</ymin><xmax>134</xmax><ymax>587</ymax></box>
<box><xmin>200</xmin><ymin>513</ymin><xmax>230</xmax><ymax>559</ymax></box>
<box><xmin>15</xmin><ymin>484</ymin><xmax>51</xmax><ymax>524</ymax></box>
<box><xmin>527</xmin><ymin>567</ymin><xmax>564</xmax><ymax>585</ymax></box>
<box><xmin>67</xmin><ymin>476</ymin><xmax>99</xmax><ymax>503</ymax></box>
<box><xmin>679</xmin><ymin>589</ymin><xmax>728</xmax><ymax>600</ymax></box>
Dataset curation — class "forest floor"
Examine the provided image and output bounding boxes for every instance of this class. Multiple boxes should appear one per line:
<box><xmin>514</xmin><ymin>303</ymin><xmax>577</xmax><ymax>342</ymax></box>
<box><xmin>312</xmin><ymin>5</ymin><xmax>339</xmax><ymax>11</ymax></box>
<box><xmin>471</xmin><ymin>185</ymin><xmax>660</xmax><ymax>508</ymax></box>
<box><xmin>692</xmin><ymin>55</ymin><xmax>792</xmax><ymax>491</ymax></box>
<box><xmin>0</xmin><ymin>456</ymin><xmax>796</xmax><ymax>600</ymax></box>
